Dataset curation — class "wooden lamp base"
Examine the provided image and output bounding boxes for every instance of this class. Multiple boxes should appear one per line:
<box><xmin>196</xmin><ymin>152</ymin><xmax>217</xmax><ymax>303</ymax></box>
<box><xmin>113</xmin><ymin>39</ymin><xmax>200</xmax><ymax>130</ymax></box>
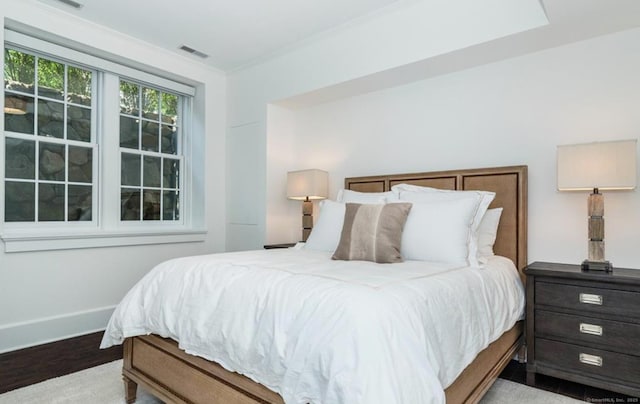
<box><xmin>582</xmin><ymin>189</ymin><xmax>612</xmax><ymax>272</ymax></box>
<box><xmin>301</xmin><ymin>199</ymin><xmax>313</xmax><ymax>242</ymax></box>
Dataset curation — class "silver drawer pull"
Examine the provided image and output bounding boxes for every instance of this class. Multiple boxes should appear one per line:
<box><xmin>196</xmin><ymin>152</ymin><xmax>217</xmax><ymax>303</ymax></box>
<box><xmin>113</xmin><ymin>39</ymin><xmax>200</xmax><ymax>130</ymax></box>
<box><xmin>579</xmin><ymin>293</ymin><xmax>603</xmax><ymax>305</ymax></box>
<box><xmin>579</xmin><ymin>353</ymin><xmax>603</xmax><ymax>367</ymax></box>
<box><xmin>580</xmin><ymin>323</ymin><xmax>603</xmax><ymax>336</ymax></box>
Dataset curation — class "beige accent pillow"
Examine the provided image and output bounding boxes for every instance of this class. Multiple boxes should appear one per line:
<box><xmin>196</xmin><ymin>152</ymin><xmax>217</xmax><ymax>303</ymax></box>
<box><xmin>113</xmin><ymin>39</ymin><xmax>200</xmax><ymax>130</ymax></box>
<box><xmin>332</xmin><ymin>203</ymin><xmax>412</xmax><ymax>264</ymax></box>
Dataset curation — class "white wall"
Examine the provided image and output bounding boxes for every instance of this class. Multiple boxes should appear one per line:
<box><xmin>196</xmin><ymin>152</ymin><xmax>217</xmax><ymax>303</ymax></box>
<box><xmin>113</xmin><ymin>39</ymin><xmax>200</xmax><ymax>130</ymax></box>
<box><xmin>227</xmin><ymin>0</ymin><xmax>547</xmax><ymax>250</ymax></box>
<box><xmin>265</xmin><ymin>105</ymin><xmax>299</xmax><ymax>244</ymax></box>
<box><xmin>0</xmin><ymin>0</ymin><xmax>226</xmax><ymax>352</ymax></box>
<box><xmin>276</xmin><ymin>27</ymin><xmax>640</xmax><ymax>268</ymax></box>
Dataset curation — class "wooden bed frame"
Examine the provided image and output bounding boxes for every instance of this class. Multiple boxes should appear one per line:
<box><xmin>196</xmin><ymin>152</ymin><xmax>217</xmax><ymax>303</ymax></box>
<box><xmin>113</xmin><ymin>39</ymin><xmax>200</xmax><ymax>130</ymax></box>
<box><xmin>122</xmin><ymin>165</ymin><xmax>528</xmax><ymax>404</ymax></box>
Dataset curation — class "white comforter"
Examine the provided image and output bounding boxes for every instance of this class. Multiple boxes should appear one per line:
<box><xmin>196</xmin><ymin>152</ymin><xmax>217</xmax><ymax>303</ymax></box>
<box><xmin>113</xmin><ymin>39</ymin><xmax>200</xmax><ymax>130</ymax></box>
<box><xmin>101</xmin><ymin>248</ymin><xmax>524</xmax><ymax>404</ymax></box>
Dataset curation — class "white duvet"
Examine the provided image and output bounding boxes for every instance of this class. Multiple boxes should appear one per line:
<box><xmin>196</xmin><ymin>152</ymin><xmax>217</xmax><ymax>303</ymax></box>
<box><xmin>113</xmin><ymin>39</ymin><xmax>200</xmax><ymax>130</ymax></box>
<box><xmin>101</xmin><ymin>248</ymin><xmax>524</xmax><ymax>404</ymax></box>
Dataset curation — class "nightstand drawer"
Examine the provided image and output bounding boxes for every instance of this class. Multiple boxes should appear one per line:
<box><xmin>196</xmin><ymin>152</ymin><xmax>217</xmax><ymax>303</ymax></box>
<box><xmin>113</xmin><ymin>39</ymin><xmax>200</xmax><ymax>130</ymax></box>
<box><xmin>535</xmin><ymin>310</ymin><xmax>640</xmax><ymax>356</ymax></box>
<box><xmin>526</xmin><ymin>262</ymin><xmax>640</xmax><ymax>397</ymax></box>
<box><xmin>535</xmin><ymin>281</ymin><xmax>640</xmax><ymax>319</ymax></box>
<box><xmin>536</xmin><ymin>338</ymin><xmax>640</xmax><ymax>386</ymax></box>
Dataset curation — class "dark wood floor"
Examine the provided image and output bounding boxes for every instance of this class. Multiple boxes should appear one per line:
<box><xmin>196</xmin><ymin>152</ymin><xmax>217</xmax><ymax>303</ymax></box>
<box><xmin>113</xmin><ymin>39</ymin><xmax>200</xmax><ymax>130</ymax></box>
<box><xmin>0</xmin><ymin>331</ymin><xmax>122</xmax><ymax>394</ymax></box>
<box><xmin>500</xmin><ymin>360</ymin><xmax>639</xmax><ymax>403</ymax></box>
<box><xmin>1</xmin><ymin>331</ymin><xmax>638</xmax><ymax>403</ymax></box>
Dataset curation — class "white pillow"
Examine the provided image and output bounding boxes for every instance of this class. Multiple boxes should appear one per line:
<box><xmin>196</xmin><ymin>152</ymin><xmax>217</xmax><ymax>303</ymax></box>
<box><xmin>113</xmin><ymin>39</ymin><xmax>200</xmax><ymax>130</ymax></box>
<box><xmin>400</xmin><ymin>196</ymin><xmax>480</xmax><ymax>265</ymax></box>
<box><xmin>392</xmin><ymin>184</ymin><xmax>495</xmax><ymax>230</ymax></box>
<box><xmin>336</xmin><ymin>189</ymin><xmax>398</xmax><ymax>203</ymax></box>
<box><xmin>393</xmin><ymin>184</ymin><xmax>495</xmax><ymax>267</ymax></box>
<box><xmin>477</xmin><ymin>208</ymin><xmax>503</xmax><ymax>260</ymax></box>
<box><xmin>303</xmin><ymin>200</ymin><xmax>345</xmax><ymax>252</ymax></box>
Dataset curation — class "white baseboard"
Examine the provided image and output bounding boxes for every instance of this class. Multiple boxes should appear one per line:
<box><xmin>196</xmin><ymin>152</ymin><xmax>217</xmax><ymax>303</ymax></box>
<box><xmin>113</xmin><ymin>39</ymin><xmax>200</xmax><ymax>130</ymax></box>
<box><xmin>0</xmin><ymin>306</ymin><xmax>116</xmax><ymax>354</ymax></box>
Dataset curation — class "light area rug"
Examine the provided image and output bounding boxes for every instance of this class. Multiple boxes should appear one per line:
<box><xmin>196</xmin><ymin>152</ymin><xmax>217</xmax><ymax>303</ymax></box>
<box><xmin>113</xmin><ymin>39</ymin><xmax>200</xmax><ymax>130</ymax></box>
<box><xmin>0</xmin><ymin>360</ymin><xmax>585</xmax><ymax>403</ymax></box>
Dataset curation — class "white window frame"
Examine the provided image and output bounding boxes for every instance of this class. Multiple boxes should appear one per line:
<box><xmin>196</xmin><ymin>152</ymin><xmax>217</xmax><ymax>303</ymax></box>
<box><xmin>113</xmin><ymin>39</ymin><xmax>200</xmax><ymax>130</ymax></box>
<box><xmin>1</xmin><ymin>31</ymin><xmax>206</xmax><ymax>252</ymax></box>
<box><xmin>4</xmin><ymin>45</ymin><xmax>99</xmax><ymax>228</ymax></box>
<box><xmin>117</xmin><ymin>79</ymin><xmax>185</xmax><ymax>224</ymax></box>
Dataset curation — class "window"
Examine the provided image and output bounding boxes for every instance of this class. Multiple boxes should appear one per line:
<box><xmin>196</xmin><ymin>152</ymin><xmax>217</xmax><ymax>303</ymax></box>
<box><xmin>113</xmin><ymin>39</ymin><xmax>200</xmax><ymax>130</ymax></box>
<box><xmin>2</xmin><ymin>31</ymin><xmax>204</xmax><ymax>252</ymax></box>
<box><xmin>4</xmin><ymin>48</ymin><xmax>96</xmax><ymax>223</ymax></box>
<box><xmin>119</xmin><ymin>80</ymin><xmax>182</xmax><ymax>222</ymax></box>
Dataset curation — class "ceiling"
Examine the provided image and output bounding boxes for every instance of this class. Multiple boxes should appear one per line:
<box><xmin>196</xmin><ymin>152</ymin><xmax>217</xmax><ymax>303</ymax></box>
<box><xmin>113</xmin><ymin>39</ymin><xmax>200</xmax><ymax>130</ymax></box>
<box><xmin>276</xmin><ymin>0</ymin><xmax>640</xmax><ymax>108</ymax></box>
<box><xmin>35</xmin><ymin>0</ymin><xmax>413</xmax><ymax>72</ymax></box>
<box><xmin>33</xmin><ymin>0</ymin><xmax>640</xmax><ymax>75</ymax></box>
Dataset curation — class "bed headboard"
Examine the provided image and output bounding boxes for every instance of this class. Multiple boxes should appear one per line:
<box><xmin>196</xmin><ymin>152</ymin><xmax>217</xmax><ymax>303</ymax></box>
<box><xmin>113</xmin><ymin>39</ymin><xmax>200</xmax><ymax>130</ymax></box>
<box><xmin>345</xmin><ymin>165</ymin><xmax>528</xmax><ymax>275</ymax></box>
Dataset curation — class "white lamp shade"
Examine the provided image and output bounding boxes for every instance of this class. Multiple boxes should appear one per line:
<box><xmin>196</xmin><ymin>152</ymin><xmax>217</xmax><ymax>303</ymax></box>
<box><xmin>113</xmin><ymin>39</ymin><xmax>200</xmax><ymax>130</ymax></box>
<box><xmin>287</xmin><ymin>169</ymin><xmax>328</xmax><ymax>200</ymax></box>
<box><xmin>557</xmin><ymin>139</ymin><xmax>637</xmax><ymax>191</ymax></box>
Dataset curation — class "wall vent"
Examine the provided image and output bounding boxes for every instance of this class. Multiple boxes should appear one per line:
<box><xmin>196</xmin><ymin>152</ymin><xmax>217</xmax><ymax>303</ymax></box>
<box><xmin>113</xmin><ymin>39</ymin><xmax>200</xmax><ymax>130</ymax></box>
<box><xmin>179</xmin><ymin>45</ymin><xmax>209</xmax><ymax>59</ymax></box>
<box><xmin>54</xmin><ymin>0</ymin><xmax>84</xmax><ymax>9</ymax></box>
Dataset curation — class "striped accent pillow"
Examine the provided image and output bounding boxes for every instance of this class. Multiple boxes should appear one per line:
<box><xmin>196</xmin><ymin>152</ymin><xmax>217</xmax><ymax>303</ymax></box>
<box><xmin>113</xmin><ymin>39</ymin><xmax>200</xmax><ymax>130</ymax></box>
<box><xmin>332</xmin><ymin>203</ymin><xmax>412</xmax><ymax>263</ymax></box>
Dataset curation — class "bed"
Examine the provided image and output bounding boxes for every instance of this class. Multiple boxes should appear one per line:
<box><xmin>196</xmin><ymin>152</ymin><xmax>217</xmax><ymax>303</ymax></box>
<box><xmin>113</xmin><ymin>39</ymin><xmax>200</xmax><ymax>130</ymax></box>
<box><xmin>103</xmin><ymin>165</ymin><xmax>528</xmax><ymax>404</ymax></box>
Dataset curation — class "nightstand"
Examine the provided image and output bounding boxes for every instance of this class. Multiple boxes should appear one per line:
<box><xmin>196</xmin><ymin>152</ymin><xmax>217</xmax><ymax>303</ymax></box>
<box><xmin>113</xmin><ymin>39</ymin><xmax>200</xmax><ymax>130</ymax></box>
<box><xmin>263</xmin><ymin>243</ymin><xmax>296</xmax><ymax>249</ymax></box>
<box><xmin>525</xmin><ymin>261</ymin><xmax>640</xmax><ymax>397</ymax></box>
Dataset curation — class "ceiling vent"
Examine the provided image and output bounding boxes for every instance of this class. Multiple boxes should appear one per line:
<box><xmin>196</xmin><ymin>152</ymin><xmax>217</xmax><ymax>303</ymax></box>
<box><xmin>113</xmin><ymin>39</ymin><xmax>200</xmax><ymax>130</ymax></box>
<box><xmin>53</xmin><ymin>0</ymin><xmax>85</xmax><ymax>9</ymax></box>
<box><xmin>179</xmin><ymin>45</ymin><xmax>209</xmax><ymax>59</ymax></box>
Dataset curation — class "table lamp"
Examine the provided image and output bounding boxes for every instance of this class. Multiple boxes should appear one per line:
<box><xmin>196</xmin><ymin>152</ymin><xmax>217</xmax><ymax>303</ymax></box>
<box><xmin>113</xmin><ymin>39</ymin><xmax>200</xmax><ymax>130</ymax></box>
<box><xmin>557</xmin><ymin>139</ymin><xmax>637</xmax><ymax>272</ymax></box>
<box><xmin>287</xmin><ymin>169</ymin><xmax>328</xmax><ymax>241</ymax></box>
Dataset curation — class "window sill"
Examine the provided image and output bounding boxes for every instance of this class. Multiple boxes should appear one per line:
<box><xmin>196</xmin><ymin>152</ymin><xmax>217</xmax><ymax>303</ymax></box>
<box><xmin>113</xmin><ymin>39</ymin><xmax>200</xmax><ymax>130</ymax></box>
<box><xmin>1</xmin><ymin>229</ymin><xmax>207</xmax><ymax>253</ymax></box>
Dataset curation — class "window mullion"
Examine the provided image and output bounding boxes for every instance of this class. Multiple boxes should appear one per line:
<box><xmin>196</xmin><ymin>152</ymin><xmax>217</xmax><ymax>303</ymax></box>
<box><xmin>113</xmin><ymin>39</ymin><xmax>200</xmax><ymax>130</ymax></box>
<box><xmin>99</xmin><ymin>73</ymin><xmax>121</xmax><ymax>231</ymax></box>
<box><xmin>64</xmin><ymin>145</ymin><xmax>68</xmax><ymax>222</ymax></box>
<box><xmin>34</xmin><ymin>136</ymin><xmax>40</xmax><ymax>223</ymax></box>
<box><xmin>138</xmin><ymin>84</ymin><xmax>143</xmax><ymax>223</ymax></box>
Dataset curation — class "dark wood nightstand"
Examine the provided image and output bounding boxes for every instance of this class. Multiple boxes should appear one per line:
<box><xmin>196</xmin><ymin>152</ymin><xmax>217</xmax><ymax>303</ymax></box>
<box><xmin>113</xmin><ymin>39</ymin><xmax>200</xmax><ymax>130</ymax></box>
<box><xmin>263</xmin><ymin>243</ymin><xmax>296</xmax><ymax>249</ymax></box>
<box><xmin>525</xmin><ymin>261</ymin><xmax>640</xmax><ymax>397</ymax></box>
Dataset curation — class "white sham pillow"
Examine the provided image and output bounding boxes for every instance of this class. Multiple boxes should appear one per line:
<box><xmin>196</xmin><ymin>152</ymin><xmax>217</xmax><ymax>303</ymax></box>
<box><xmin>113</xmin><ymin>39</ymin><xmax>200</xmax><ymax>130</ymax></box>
<box><xmin>400</xmin><ymin>196</ymin><xmax>480</xmax><ymax>265</ymax></box>
<box><xmin>392</xmin><ymin>184</ymin><xmax>495</xmax><ymax>230</ymax></box>
<box><xmin>393</xmin><ymin>184</ymin><xmax>495</xmax><ymax>267</ymax></box>
<box><xmin>336</xmin><ymin>189</ymin><xmax>398</xmax><ymax>203</ymax></box>
<box><xmin>477</xmin><ymin>208</ymin><xmax>503</xmax><ymax>260</ymax></box>
<box><xmin>303</xmin><ymin>200</ymin><xmax>346</xmax><ymax>252</ymax></box>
